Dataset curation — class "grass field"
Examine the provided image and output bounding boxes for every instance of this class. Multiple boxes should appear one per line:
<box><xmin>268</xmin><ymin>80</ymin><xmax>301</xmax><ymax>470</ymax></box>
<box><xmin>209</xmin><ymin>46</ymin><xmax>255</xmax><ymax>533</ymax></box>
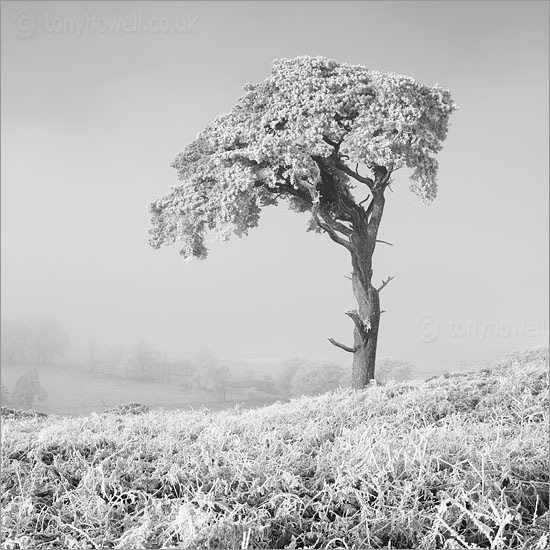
<box><xmin>1</xmin><ymin>347</ymin><xmax>548</xmax><ymax>549</ymax></box>
<box><xmin>0</xmin><ymin>363</ymin><xmax>284</xmax><ymax>417</ymax></box>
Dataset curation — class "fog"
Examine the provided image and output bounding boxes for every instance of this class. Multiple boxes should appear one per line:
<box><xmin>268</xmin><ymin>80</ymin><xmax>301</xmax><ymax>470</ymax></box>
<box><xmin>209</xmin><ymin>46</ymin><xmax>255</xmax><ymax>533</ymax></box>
<box><xmin>2</xmin><ymin>2</ymin><xmax>548</xmax><ymax>388</ymax></box>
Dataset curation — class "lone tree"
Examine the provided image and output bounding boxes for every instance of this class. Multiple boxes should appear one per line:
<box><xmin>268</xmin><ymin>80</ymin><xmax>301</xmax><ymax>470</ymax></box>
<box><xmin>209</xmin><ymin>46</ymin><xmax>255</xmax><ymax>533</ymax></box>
<box><xmin>149</xmin><ymin>56</ymin><xmax>456</xmax><ymax>388</ymax></box>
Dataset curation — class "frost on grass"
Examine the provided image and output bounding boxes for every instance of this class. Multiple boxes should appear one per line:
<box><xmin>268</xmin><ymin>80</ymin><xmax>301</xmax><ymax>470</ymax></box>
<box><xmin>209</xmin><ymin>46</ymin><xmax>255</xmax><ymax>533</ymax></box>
<box><xmin>102</xmin><ymin>402</ymin><xmax>151</xmax><ymax>416</ymax></box>
<box><xmin>1</xmin><ymin>348</ymin><xmax>548</xmax><ymax>549</ymax></box>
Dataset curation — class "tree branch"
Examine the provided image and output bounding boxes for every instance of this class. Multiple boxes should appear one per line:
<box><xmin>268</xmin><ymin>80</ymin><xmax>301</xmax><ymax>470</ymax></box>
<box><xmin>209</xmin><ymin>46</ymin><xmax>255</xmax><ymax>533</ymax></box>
<box><xmin>311</xmin><ymin>203</ymin><xmax>352</xmax><ymax>251</ymax></box>
<box><xmin>345</xmin><ymin>310</ymin><xmax>370</xmax><ymax>334</ymax></box>
<box><xmin>378</xmin><ymin>275</ymin><xmax>395</xmax><ymax>293</ymax></box>
<box><xmin>323</xmin><ymin>136</ymin><xmax>341</xmax><ymax>152</ymax></box>
<box><xmin>376</xmin><ymin>240</ymin><xmax>394</xmax><ymax>247</ymax></box>
<box><xmin>359</xmin><ymin>194</ymin><xmax>373</xmax><ymax>207</ymax></box>
<box><xmin>318</xmin><ymin>207</ymin><xmax>352</xmax><ymax>237</ymax></box>
<box><xmin>334</xmin><ymin>159</ymin><xmax>374</xmax><ymax>189</ymax></box>
<box><xmin>262</xmin><ymin>179</ymin><xmax>312</xmax><ymax>205</ymax></box>
<box><xmin>337</xmin><ymin>190</ymin><xmax>367</xmax><ymax>230</ymax></box>
<box><xmin>327</xmin><ymin>338</ymin><xmax>355</xmax><ymax>353</ymax></box>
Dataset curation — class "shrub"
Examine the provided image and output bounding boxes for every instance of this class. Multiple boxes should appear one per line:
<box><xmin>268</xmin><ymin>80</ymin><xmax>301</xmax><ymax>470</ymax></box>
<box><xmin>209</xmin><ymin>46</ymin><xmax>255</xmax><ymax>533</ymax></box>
<box><xmin>290</xmin><ymin>360</ymin><xmax>344</xmax><ymax>397</ymax></box>
<box><xmin>11</xmin><ymin>368</ymin><xmax>47</xmax><ymax>410</ymax></box>
<box><xmin>1</xmin><ymin>383</ymin><xmax>10</xmax><ymax>406</ymax></box>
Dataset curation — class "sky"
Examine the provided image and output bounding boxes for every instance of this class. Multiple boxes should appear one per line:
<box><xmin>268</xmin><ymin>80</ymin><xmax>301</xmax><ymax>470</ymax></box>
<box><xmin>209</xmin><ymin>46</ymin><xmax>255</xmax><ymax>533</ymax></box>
<box><xmin>1</xmin><ymin>1</ymin><xmax>548</xmax><ymax>373</ymax></box>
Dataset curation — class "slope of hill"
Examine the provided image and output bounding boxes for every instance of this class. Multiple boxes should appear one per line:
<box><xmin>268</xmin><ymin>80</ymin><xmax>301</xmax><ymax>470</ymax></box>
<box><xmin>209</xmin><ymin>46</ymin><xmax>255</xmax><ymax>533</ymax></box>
<box><xmin>1</xmin><ymin>348</ymin><xmax>548</xmax><ymax>549</ymax></box>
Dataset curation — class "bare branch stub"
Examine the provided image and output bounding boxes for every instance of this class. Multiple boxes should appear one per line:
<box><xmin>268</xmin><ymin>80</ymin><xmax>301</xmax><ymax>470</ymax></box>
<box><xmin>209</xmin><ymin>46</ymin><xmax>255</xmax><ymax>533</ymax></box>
<box><xmin>345</xmin><ymin>310</ymin><xmax>369</xmax><ymax>334</ymax></box>
<box><xmin>378</xmin><ymin>275</ymin><xmax>395</xmax><ymax>293</ymax></box>
<box><xmin>376</xmin><ymin>240</ymin><xmax>394</xmax><ymax>247</ymax></box>
<box><xmin>328</xmin><ymin>338</ymin><xmax>355</xmax><ymax>353</ymax></box>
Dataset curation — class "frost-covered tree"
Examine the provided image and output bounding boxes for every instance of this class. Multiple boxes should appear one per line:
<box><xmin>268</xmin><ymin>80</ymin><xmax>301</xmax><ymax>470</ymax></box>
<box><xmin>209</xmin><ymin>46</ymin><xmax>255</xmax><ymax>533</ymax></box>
<box><xmin>150</xmin><ymin>56</ymin><xmax>456</xmax><ymax>388</ymax></box>
<box><xmin>11</xmin><ymin>368</ymin><xmax>47</xmax><ymax>410</ymax></box>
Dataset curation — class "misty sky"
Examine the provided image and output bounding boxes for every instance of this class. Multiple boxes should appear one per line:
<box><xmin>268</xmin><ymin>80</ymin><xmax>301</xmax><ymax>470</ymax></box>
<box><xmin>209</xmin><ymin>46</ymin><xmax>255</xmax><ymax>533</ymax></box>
<box><xmin>1</xmin><ymin>1</ymin><xmax>548</xmax><ymax>371</ymax></box>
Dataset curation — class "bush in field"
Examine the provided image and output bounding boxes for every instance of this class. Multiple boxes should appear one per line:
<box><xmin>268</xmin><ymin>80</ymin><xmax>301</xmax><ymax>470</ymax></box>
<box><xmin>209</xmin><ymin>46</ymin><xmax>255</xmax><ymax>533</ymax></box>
<box><xmin>93</xmin><ymin>345</ymin><xmax>126</xmax><ymax>377</ymax></box>
<box><xmin>11</xmin><ymin>368</ymin><xmax>47</xmax><ymax>409</ymax></box>
<box><xmin>235</xmin><ymin>369</ymin><xmax>279</xmax><ymax>394</ymax></box>
<box><xmin>192</xmin><ymin>348</ymin><xmax>219</xmax><ymax>390</ymax></box>
<box><xmin>375</xmin><ymin>358</ymin><xmax>414</xmax><ymax>382</ymax></box>
<box><xmin>192</xmin><ymin>349</ymin><xmax>230</xmax><ymax>400</ymax></box>
<box><xmin>1</xmin><ymin>383</ymin><xmax>10</xmax><ymax>406</ymax></box>
<box><xmin>253</xmin><ymin>373</ymin><xmax>278</xmax><ymax>394</ymax></box>
<box><xmin>290</xmin><ymin>360</ymin><xmax>345</xmax><ymax>397</ymax></box>
<box><xmin>126</xmin><ymin>340</ymin><xmax>164</xmax><ymax>381</ymax></box>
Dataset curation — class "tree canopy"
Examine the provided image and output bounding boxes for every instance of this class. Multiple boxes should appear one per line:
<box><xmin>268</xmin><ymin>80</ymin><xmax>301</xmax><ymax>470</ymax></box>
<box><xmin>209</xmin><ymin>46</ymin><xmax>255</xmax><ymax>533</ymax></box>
<box><xmin>150</xmin><ymin>55</ymin><xmax>456</xmax><ymax>260</ymax></box>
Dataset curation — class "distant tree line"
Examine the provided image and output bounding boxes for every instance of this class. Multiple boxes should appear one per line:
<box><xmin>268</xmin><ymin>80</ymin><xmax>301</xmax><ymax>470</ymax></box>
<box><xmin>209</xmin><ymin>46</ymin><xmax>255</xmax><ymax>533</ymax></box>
<box><xmin>1</xmin><ymin>318</ymin><xmax>69</xmax><ymax>365</ymax></box>
<box><xmin>90</xmin><ymin>340</ymin><xmax>168</xmax><ymax>382</ymax></box>
<box><xmin>87</xmin><ymin>340</ymin><xmax>414</xmax><ymax>402</ymax></box>
<box><xmin>90</xmin><ymin>343</ymin><xmax>230</xmax><ymax>400</ymax></box>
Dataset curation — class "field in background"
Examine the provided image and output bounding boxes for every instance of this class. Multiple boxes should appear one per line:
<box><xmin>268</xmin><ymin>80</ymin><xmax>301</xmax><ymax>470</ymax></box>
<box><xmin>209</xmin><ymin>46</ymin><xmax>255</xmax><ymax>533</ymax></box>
<box><xmin>0</xmin><ymin>355</ymin><xmax>489</xmax><ymax>417</ymax></box>
<box><xmin>0</xmin><ymin>363</ymin><xmax>284</xmax><ymax>416</ymax></box>
<box><xmin>1</xmin><ymin>347</ymin><xmax>548</xmax><ymax>549</ymax></box>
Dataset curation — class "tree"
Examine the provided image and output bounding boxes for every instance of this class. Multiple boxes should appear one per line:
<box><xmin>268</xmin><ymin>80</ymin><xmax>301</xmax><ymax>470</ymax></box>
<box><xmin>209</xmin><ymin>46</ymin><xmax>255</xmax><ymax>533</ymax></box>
<box><xmin>127</xmin><ymin>340</ymin><xmax>163</xmax><ymax>381</ymax></box>
<box><xmin>11</xmin><ymin>368</ymin><xmax>47</xmax><ymax>410</ymax></box>
<box><xmin>192</xmin><ymin>349</ymin><xmax>230</xmax><ymax>400</ymax></box>
<box><xmin>277</xmin><ymin>357</ymin><xmax>307</xmax><ymax>396</ymax></box>
<box><xmin>254</xmin><ymin>372</ymin><xmax>278</xmax><ymax>394</ymax></box>
<box><xmin>93</xmin><ymin>341</ymin><xmax>165</xmax><ymax>381</ymax></box>
<box><xmin>1</xmin><ymin>320</ymin><xmax>29</xmax><ymax>363</ymax></box>
<box><xmin>94</xmin><ymin>345</ymin><xmax>126</xmax><ymax>377</ymax></box>
<box><xmin>149</xmin><ymin>56</ymin><xmax>456</xmax><ymax>388</ymax></box>
<box><xmin>214</xmin><ymin>364</ymin><xmax>230</xmax><ymax>401</ymax></box>
<box><xmin>28</xmin><ymin>317</ymin><xmax>69</xmax><ymax>365</ymax></box>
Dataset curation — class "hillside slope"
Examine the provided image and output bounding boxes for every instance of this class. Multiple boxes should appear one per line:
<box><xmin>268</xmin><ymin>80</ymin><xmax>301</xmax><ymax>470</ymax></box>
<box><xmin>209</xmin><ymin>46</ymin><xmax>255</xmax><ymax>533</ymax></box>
<box><xmin>1</xmin><ymin>348</ymin><xmax>548</xmax><ymax>549</ymax></box>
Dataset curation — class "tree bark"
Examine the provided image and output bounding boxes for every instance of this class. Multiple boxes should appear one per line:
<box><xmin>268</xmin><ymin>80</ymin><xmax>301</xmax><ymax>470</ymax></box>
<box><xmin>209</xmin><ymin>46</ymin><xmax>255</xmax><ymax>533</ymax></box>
<box><xmin>349</xmin><ymin>189</ymin><xmax>385</xmax><ymax>388</ymax></box>
<box><xmin>351</xmin><ymin>274</ymin><xmax>380</xmax><ymax>387</ymax></box>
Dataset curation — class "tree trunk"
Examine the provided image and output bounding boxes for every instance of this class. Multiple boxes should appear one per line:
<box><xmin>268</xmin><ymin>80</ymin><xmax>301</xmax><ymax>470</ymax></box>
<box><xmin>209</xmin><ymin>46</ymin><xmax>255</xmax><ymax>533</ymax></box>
<box><xmin>351</xmin><ymin>263</ymin><xmax>381</xmax><ymax>388</ymax></box>
<box><xmin>349</xmin><ymin>188</ymin><xmax>385</xmax><ymax>389</ymax></box>
<box><xmin>319</xmin><ymin>159</ymin><xmax>389</xmax><ymax>389</ymax></box>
